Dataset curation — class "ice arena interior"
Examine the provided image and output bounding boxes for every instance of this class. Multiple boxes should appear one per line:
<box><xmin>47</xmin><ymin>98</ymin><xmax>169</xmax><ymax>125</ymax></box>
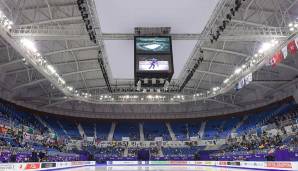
<box><xmin>0</xmin><ymin>0</ymin><xmax>298</xmax><ymax>170</ymax></box>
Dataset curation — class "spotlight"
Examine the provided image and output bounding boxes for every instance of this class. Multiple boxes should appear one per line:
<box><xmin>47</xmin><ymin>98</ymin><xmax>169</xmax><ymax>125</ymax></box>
<box><xmin>235</xmin><ymin>5</ymin><xmax>241</xmax><ymax>11</ymax></box>
<box><xmin>77</xmin><ymin>0</ymin><xmax>85</xmax><ymax>6</ymax></box>
<box><xmin>230</xmin><ymin>8</ymin><xmax>235</xmax><ymax>16</ymax></box>
<box><xmin>223</xmin><ymin>20</ymin><xmax>229</xmax><ymax>27</ymax></box>
<box><xmin>82</xmin><ymin>13</ymin><xmax>88</xmax><ymax>20</ymax></box>
<box><xmin>216</xmin><ymin>30</ymin><xmax>221</xmax><ymax>37</ymax></box>
<box><xmin>213</xmin><ymin>35</ymin><xmax>218</xmax><ymax>41</ymax></box>
<box><xmin>78</xmin><ymin>6</ymin><xmax>86</xmax><ymax>11</ymax></box>
<box><xmin>226</xmin><ymin>14</ymin><xmax>232</xmax><ymax>21</ymax></box>
<box><xmin>219</xmin><ymin>26</ymin><xmax>225</xmax><ymax>32</ymax></box>
<box><xmin>235</xmin><ymin>0</ymin><xmax>241</xmax><ymax>6</ymax></box>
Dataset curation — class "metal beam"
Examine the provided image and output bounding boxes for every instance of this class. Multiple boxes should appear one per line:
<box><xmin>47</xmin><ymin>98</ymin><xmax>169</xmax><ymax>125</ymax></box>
<box><xmin>202</xmin><ymin>47</ymin><xmax>249</xmax><ymax>58</ymax></box>
<box><xmin>0</xmin><ymin>46</ymin><xmax>98</xmax><ymax>69</ymax></box>
<box><xmin>44</xmin><ymin>45</ymin><xmax>99</xmax><ymax>56</ymax></box>
<box><xmin>7</xmin><ymin>58</ymin><xmax>98</xmax><ymax>74</ymax></box>
<box><xmin>41</xmin><ymin>99</ymin><xmax>72</xmax><ymax>108</ymax></box>
<box><xmin>278</xmin><ymin>63</ymin><xmax>298</xmax><ymax>73</ymax></box>
<box><xmin>231</xmin><ymin>19</ymin><xmax>273</xmax><ymax>28</ymax></box>
<box><xmin>13</xmin><ymin>68</ymin><xmax>101</xmax><ymax>90</ymax></box>
<box><xmin>10</xmin><ymin>32</ymin><xmax>288</xmax><ymax>41</ymax></box>
<box><xmin>251</xmin><ymin>82</ymin><xmax>274</xmax><ymax>90</ymax></box>
<box><xmin>195</xmin><ymin>70</ymin><xmax>229</xmax><ymax>78</ymax></box>
<box><xmin>206</xmin><ymin>99</ymin><xmax>240</xmax><ymax>108</ymax></box>
<box><xmin>17</xmin><ymin>16</ymin><xmax>82</xmax><ymax>26</ymax></box>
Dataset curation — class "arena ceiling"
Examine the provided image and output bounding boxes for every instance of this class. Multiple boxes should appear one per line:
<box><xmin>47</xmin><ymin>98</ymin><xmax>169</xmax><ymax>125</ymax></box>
<box><xmin>0</xmin><ymin>0</ymin><xmax>297</xmax><ymax>119</ymax></box>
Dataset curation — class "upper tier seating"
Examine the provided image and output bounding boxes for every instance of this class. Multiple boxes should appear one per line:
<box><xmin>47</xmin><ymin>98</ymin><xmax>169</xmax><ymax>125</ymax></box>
<box><xmin>113</xmin><ymin>122</ymin><xmax>139</xmax><ymax>141</ymax></box>
<box><xmin>170</xmin><ymin>122</ymin><xmax>190</xmax><ymax>141</ymax></box>
<box><xmin>81</xmin><ymin>122</ymin><xmax>95</xmax><ymax>137</ymax></box>
<box><xmin>95</xmin><ymin>122</ymin><xmax>111</xmax><ymax>140</ymax></box>
<box><xmin>143</xmin><ymin>122</ymin><xmax>171</xmax><ymax>141</ymax></box>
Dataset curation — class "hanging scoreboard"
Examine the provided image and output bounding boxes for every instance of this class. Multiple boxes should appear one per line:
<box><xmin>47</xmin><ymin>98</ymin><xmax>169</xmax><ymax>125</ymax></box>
<box><xmin>134</xmin><ymin>36</ymin><xmax>174</xmax><ymax>86</ymax></box>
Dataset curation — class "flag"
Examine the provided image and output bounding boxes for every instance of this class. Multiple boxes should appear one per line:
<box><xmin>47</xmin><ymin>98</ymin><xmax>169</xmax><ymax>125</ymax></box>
<box><xmin>287</xmin><ymin>40</ymin><xmax>297</xmax><ymax>55</ymax></box>
<box><xmin>272</xmin><ymin>51</ymin><xmax>283</xmax><ymax>66</ymax></box>
<box><xmin>281</xmin><ymin>46</ymin><xmax>288</xmax><ymax>59</ymax></box>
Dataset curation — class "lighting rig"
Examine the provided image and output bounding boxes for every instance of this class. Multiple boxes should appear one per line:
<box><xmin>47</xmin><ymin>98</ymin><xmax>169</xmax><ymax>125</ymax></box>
<box><xmin>179</xmin><ymin>49</ymin><xmax>204</xmax><ymax>92</ymax></box>
<box><xmin>0</xmin><ymin>7</ymin><xmax>294</xmax><ymax>104</ymax></box>
<box><xmin>289</xmin><ymin>21</ymin><xmax>298</xmax><ymax>32</ymax></box>
<box><xmin>77</xmin><ymin>0</ymin><xmax>97</xmax><ymax>44</ymax></box>
<box><xmin>0</xmin><ymin>11</ymin><xmax>13</xmax><ymax>31</ymax></box>
<box><xmin>77</xmin><ymin>0</ymin><xmax>112</xmax><ymax>92</ymax></box>
<box><xmin>210</xmin><ymin>0</ymin><xmax>245</xmax><ymax>44</ymax></box>
<box><xmin>98</xmin><ymin>50</ymin><xmax>112</xmax><ymax>92</ymax></box>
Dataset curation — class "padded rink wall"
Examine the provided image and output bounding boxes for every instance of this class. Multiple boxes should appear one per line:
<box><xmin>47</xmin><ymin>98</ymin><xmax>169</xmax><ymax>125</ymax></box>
<box><xmin>107</xmin><ymin>161</ymin><xmax>298</xmax><ymax>170</ymax></box>
<box><xmin>0</xmin><ymin>161</ymin><xmax>96</xmax><ymax>171</ymax></box>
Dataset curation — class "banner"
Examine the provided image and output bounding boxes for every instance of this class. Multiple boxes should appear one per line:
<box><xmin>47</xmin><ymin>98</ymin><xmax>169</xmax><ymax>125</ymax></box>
<box><xmin>122</xmin><ymin>137</ymin><xmax>130</xmax><ymax>141</ymax></box>
<box><xmin>190</xmin><ymin>137</ymin><xmax>198</xmax><ymax>141</ymax></box>
<box><xmin>235</xmin><ymin>73</ymin><xmax>252</xmax><ymax>90</ymax></box>
<box><xmin>155</xmin><ymin>137</ymin><xmax>163</xmax><ymax>141</ymax></box>
<box><xmin>86</xmin><ymin>137</ymin><xmax>94</xmax><ymax>142</ymax></box>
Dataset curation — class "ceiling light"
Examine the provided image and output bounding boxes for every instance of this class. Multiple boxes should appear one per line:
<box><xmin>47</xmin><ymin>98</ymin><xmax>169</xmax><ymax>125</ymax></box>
<box><xmin>234</xmin><ymin>67</ymin><xmax>242</xmax><ymax>74</ymax></box>
<box><xmin>258</xmin><ymin>42</ymin><xmax>272</xmax><ymax>53</ymax></box>
<box><xmin>212</xmin><ymin>87</ymin><xmax>220</xmax><ymax>92</ymax></box>
<box><xmin>67</xmin><ymin>86</ymin><xmax>73</xmax><ymax>91</ymax></box>
<box><xmin>47</xmin><ymin>65</ymin><xmax>56</xmax><ymax>74</ymax></box>
<box><xmin>20</xmin><ymin>38</ymin><xmax>38</xmax><ymax>53</ymax></box>
<box><xmin>223</xmin><ymin>79</ymin><xmax>229</xmax><ymax>84</ymax></box>
<box><xmin>289</xmin><ymin>23</ymin><xmax>293</xmax><ymax>27</ymax></box>
<box><xmin>271</xmin><ymin>39</ymin><xmax>278</xmax><ymax>45</ymax></box>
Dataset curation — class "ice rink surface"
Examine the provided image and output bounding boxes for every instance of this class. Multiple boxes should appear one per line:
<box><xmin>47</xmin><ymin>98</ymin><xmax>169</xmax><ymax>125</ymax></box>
<box><xmin>58</xmin><ymin>165</ymin><xmax>259</xmax><ymax>171</ymax></box>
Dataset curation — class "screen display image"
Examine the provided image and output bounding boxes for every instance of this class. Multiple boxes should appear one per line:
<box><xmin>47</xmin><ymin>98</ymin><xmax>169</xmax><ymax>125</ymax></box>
<box><xmin>139</xmin><ymin>60</ymin><xmax>169</xmax><ymax>71</ymax></box>
<box><xmin>137</xmin><ymin>55</ymin><xmax>171</xmax><ymax>72</ymax></box>
<box><xmin>135</xmin><ymin>37</ymin><xmax>171</xmax><ymax>54</ymax></box>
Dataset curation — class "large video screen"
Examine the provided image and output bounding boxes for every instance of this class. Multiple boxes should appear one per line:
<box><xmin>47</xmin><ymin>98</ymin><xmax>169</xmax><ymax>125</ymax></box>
<box><xmin>135</xmin><ymin>37</ymin><xmax>171</xmax><ymax>54</ymax></box>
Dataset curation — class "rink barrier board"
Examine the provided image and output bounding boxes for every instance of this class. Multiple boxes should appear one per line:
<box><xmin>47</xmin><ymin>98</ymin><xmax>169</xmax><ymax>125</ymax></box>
<box><xmin>0</xmin><ymin>161</ymin><xmax>96</xmax><ymax>171</ymax></box>
<box><xmin>106</xmin><ymin>161</ymin><xmax>298</xmax><ymax>170</ymax></box>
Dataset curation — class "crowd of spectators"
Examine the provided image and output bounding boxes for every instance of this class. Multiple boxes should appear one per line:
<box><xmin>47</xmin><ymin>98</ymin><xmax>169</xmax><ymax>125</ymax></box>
<box><xmin>212</xmin><ymin>107</ymin><xmax>298</xmax><ymax>160</ymax></box>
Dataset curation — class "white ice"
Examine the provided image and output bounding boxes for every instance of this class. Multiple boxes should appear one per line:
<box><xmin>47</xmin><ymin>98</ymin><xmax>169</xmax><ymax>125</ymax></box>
<box><xmin>58</xmin><ymin>165</ymin><xmax>258</xmax><ymax>171</ymax></box>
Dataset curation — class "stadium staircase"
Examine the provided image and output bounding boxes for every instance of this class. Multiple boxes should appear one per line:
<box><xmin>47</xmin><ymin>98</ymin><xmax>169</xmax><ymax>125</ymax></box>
<box><xmin>231</xmin><ymin>115</ymin><xmax>248</xmax><ymax>135</ymax></box>
<box><xmin>123</xmin><ymin>148</ymin><xmax>128</xmax><ymax>157</ymax></box>
<box><xmin>94</xmin><ymin>124</ymin><xmax>96</xmax><ymax>138</ymax></box>
<box><xmin>77</xmin><ymin>123</ymin><xmax>85</xmax><ymax>137</ymax></box>
<box><xmin>34</xmin><ymin>115</ymin><xmax>54</xmax><ymax>133</ymax></box>
<box><xmin>199</xmin><ymin>121</ymin><xmax>206</xmax><ymax>138</ymax></box>
<box><xmin>139</xmin><ymin>123</ymin><xmax>144</xmax><ymax>141</ymax></box>
<box><xmin>108</xmin><ymin>122</ymin><xmax>116</xmax><ymax>141</ymax></box>
<box><xmin>159</xmin><ymin>148</ymin><xmax>164</xmax><ymax>157</ymax></box>
<box><xmin>57</xmin><ymin>121</ymin><xmax>70</xmax><ymax>138</ymax></box>
<box><xmin>166</xmin><ymin>122</ymin><xmax>177</xmax><ymax>141</ymax></box>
